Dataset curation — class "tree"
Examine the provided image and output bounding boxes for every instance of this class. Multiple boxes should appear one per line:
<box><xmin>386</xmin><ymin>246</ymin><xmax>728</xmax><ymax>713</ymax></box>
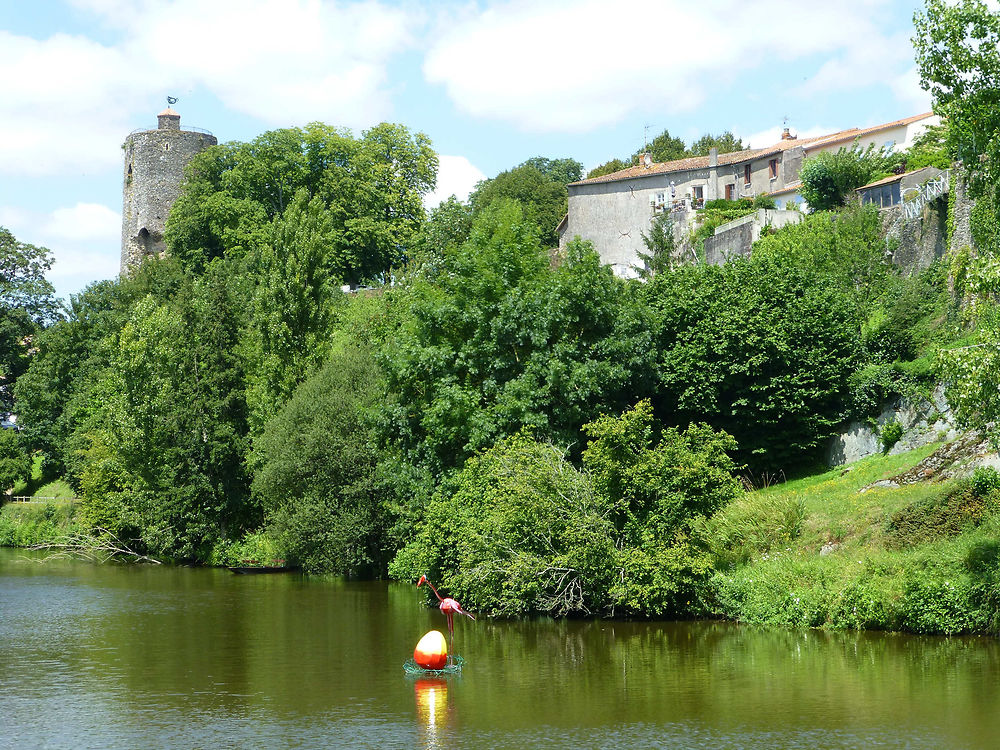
<box><xmin>634</xmin><ymin>129</ymin><xmax>686</xmax><ymax>163</ymax></box>
<box><xmin>81</xmin><ymin>263</ymin><xmax>254</xmax><ymax>559</ymax></box>
<box><xmin>242</xmin><ymin>190</ymin><xmax>344</xmax><ymax>436</ymax></box>
<box><xmin>798</xmin><ymin>143</ymin><xmax>893</xmax><ymax>211</ymax></box>
<box><xmin>517</xmin><ymin>156</ymin><xmax>583</xmax><ymax>185</ymax></box>
<box><xmin>469</xmin><ymin>164</ymin><xmax>569</xmax><ymax>247</ymax></box>
<box><xmin>637</xmin><ymin>213</ymin><xmax>677</xmax><ymax>276</ymax></box>
<box><xmin>586</xmin><ymin>158</ymin><xmax>629</xmax><ymax>179</ymax></box>
<box><xmin>644</xmin><ymin>251</ymin><xmax>861</xmax><ymax>473</ymax></box>
<box><xmin>165</xmin><ymin>122</ymin><xmax>437</xmax><ymax>282</ymax></box>
<box><xmin>381</xmin><ymin>201</ymin><xmax>655</xmax><ymax>475</ymax></box>
<box><xmin>689</xmin><ymin>132</ymin><xmax>744</xmax><ymax>157</ymax></box>
<box><xmin>914</xmin><ymin>0</ymin><xmax>1000</xmax><ymax>200</ymax></box>
<box><xmin>0</xmin><ymin>428</ymin><xmax>30</xmax><ymax>492</ymax></box>
<box><xmin>253</xmin><ymin>345</ymin><xmax>393</xmax><ymax>576</ymax></box>
<box><xmin>0</xmin><ymin>227</ymin><xmax>60</xmax><ymax>415</ymax></box>
<box><xmin>904</xmin><ymin>122</ymin><xmax>951</xmax><ymax>170</ymax></box>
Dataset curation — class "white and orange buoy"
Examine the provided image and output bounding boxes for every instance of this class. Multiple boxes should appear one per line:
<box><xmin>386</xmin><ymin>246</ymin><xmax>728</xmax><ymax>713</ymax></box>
<box><xmin>413</xmin><ymin>630</ymin><xmax>448</xmax><ymax>670</ymax></box>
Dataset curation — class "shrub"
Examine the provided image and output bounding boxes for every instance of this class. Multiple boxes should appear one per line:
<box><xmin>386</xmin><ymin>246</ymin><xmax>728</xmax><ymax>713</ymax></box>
<box><xmin>880</xmin><ymin>420</ymin><xmax>904</xmax><ymax>453</ymax></box>
<box><xmin>389</xmin><ymin>433</ymin><xmax>618</xmax><ymax>617</ymax></box>
<box><xmin>799</xmin><ymin>142</ymin><xmax>895</xmax><ymax>211</ymax></box>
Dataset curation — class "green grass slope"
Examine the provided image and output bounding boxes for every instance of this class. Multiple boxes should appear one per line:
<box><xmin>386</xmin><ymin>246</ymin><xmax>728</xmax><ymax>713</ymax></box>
<box><xmin>702</xmin><ymin>444</ymin><xmax>1000</xmax><ymax>635</ymax></box>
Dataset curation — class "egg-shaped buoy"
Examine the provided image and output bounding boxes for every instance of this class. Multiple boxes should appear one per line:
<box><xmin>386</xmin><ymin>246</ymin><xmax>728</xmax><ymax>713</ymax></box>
<box><xmin>414</xmin><ymin>630</ymin><xmax>448</xmax><ymax>669</ymax></box>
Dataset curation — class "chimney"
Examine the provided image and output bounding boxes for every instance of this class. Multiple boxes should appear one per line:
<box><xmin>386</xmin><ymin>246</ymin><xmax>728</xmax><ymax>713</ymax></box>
<box><xmin>781</xmin><ymin>127</ymin><xmax>796</xmax><ymax>141</ymax></box>
<box><xmin>638</xmin><ymin>152</ymin><xmax>652</xmax><ymax>168</ymax></box>
<box><xmin>707</xmin><ymin>148</ymin><xmax>719</xmax><ymax>201</ymax></box>
<box><xmin>709</xmin><ymin>147</ymin><xmax>718</xmax><ymax>167</ymax></box>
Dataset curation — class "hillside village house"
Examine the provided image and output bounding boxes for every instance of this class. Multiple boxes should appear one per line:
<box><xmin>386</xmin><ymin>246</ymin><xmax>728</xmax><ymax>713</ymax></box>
<box><xmin>559</xmin><ymin>112</ymin><xmax>939</xmax><ymax>277</ymax></box>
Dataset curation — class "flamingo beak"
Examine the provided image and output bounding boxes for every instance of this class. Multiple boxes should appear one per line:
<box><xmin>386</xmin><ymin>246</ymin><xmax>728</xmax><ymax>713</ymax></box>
<box><xmin>417</xmin><ymin>575</ymin><xmax>426</xmax><ymax>587</ymax></box>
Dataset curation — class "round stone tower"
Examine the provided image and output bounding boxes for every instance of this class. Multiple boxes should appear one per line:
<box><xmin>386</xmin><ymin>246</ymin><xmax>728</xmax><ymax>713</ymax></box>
<box><xmin>120</xmin><ymin>107</ymin><xmax>217</xmax><ymax>273</ymax></box>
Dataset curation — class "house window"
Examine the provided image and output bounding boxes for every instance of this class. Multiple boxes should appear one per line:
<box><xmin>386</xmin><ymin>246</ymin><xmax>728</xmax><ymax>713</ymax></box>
<box><xmin>692</xmin><ymin>185</ymin><xmax>704</xmax><ymax>207</ymax></box>
<box><xmin>725</xmin><ymin>184</ymin><xmax>734</xmax><ymax>200</ymax></box>
<box><xmin>769</xmin><ymin>159</ymin><xmax>778</xmax><ymax>179</ymax></box>
<box><xmin>744</xmin><ymin>164</ymin><xmax>752</xmax><ymax>185</ymax></box>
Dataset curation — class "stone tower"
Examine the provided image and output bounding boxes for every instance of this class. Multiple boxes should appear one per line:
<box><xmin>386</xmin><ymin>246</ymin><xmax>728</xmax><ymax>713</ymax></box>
<box><xmin>120</xmin><ymin>107</ymin><xmax>217</xmax><ymax>273</ymax></box>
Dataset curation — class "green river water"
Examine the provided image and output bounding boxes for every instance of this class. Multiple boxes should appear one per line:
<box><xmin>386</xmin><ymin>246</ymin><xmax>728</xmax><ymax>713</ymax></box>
<box><xmin>2</xmin><ymin>547</ymin><xmax>999</xmax><ymax>749</ymax></box>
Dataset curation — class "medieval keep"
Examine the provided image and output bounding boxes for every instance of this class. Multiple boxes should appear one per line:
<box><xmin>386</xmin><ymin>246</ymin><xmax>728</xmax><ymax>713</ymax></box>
<box><xmin>120</xmin><ymin>106</ymin><xmax>217</xmax><ymax>273</ymax></box>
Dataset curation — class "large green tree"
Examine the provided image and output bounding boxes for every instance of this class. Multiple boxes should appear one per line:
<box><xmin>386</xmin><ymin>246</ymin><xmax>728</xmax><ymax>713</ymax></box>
<box><xmin>469</xmin><ymin>158</ymin><xmax>581</xmax><ymax>247</ymax></box>
<box><xmin>689</xmin><ymin>132</ymin><xmax>744</xmax><ymax>157</ymax></box>
<box><xmin>381</xmin><ymin>200</ymin><xmax>655</xmax><ymax>475</ymax></box>
<box><xmin>165</xmin><ymin>122</ymin><xmax>437</xmax><ymax>283</ymax></box>
<box><xmin>0</xmin><ymin>226</ymin><xmax>60</xmax><ymax>415</ymax></box>
<box><xmin>914</xmin><ymin>0</ymin><xmax>999</xmax><ymax>198</ymax></box>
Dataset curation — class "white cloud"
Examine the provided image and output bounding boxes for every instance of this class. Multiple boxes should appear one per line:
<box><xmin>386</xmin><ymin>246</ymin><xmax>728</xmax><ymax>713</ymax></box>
<box><xmin>46</xmin><ymin>203</ymin><xmax>121</xmax><ymax>241</ymax></box>
<box><xmin>0</xmin><ymin>1</ymin><xmax>416</xmax><ymax>176</ymax></box>
<box><xmin>424</xmin><ymin>155</ymin><xmax>486</xmax><ymax>208</ymax></box>
<box><xmin>423</xmin><ymin>0</ymin><xmax>915</xmax><ymax>132</ymax></box>
<box><xmin>890</xmin><ymin>66</ymin><xmax>933</xmax><ymax>112</ymax></box>
<box><xmin>0</xmin><ymin>203</ymin><xmax>121</xmax><ymax>300</ymax></box>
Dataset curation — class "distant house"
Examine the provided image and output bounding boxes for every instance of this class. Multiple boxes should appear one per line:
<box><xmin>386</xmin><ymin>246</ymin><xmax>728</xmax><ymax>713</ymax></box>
<box><xmin>560</xmin><ymin>112</ymin><xmax>939</xmax><ymax>276</ymax></box>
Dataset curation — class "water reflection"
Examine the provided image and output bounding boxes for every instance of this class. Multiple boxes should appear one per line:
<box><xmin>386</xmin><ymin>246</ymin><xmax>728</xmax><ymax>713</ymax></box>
<box><xmin>414</xmin><ymin>677</ymin><xmax>452</xmax><ymax>749</ymax></box>
<box><xmin>2</xmin><ymin>549</ymin><xmax>999</xmax><ymax>750</ymax></box>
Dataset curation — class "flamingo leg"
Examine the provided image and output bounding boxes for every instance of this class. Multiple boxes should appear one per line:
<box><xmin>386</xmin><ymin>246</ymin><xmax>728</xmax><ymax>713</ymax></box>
<box><xmin>446</xmin><ymin>611</ymin><xmax>455</xmax><ymax>664</ymax></box>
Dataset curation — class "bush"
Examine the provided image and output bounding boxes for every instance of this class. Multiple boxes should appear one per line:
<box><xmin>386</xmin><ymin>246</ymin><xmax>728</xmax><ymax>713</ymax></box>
<box><xmin>391</xmin><ymin>402</ymin><xmax>742</xmax><ymax>618</ymax></box>
<box><xmin>880</xmin><ymin>420</ymin><xmax>904</xmax><ymax>453</ymax></box>
<box><xmin>799</xmin><ymin>143</ymin><xmax>895</xmax><ymax>211</ymax></box>
<box><xmin>389</xmin><ymin>433</ymin><xmax>618</xmax><ymax>617</ymax></box>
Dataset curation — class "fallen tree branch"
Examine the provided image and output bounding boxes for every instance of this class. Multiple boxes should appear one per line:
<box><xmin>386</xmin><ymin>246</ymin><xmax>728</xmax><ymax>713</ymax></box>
<box><xmin>29</xmin><ymin>527</ymin><xmax>163</xmax><ymax>565</ymax></box>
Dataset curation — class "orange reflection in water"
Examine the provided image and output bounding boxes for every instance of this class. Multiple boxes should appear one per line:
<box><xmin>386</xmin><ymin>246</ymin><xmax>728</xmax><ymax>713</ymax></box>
<box><xmin>414</xmin><ymin>677</ymin><xmax>449</xmax><ymax>726</ymax></box>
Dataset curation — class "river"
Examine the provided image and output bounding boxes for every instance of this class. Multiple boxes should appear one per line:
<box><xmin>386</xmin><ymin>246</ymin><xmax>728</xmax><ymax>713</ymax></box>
<box><xmin>1</xmin><ymin>547</ymin><xmax>998</xmax><ymax>749</ymax></box>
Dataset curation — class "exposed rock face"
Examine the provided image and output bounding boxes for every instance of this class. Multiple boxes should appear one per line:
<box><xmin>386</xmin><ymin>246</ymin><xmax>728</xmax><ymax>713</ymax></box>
<box><xmin>826</xmin><ymin>386</ymin><xmax>960</xmax><ymax>467</ymax></box>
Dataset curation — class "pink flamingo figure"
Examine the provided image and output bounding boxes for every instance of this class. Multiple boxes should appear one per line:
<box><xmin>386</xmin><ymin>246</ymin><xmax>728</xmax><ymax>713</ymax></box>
<box><xmin>417</xmin><ymin>575</ymin><xmax>475</xmax><ymax>659</ymax></box>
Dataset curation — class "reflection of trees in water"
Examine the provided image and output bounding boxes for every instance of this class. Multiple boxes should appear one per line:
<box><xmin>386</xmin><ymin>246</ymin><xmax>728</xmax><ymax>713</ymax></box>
<box><xmin>52</xmin><ymin>570</ymin><xmax>1000</xmax><ymax>747</ymax></box>
<box><xmin>460</xmin><ymin>616</ymin><xmax>1000</xmax><ymax>736</ymax></box>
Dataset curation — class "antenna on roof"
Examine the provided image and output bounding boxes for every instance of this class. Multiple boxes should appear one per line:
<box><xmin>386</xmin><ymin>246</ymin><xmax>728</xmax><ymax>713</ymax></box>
<box><xmin>644</xmin><ymin>123</ymin><xmax>650</xmax><ymax>151</ymax></box>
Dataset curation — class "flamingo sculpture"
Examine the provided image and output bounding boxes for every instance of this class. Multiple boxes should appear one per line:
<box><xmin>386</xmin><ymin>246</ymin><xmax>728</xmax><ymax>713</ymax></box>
<box><xmin>417</xmin><ymin>575</ymin><xmax>475</xmax><ymax>659</ymax></box>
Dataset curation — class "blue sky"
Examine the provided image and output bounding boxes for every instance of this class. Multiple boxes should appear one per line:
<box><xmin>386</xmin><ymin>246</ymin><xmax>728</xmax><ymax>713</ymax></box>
<box><xmin>1</xmin><ymin>0</ymin><xmax>932</xmax><ymax>301</ymax></box>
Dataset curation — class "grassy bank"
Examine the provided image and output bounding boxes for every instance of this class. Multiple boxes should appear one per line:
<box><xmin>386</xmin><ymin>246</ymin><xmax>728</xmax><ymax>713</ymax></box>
<box><xmin>0</xmin><ymin>500</ymin><xmax>84</xmax><ymax>547</ymax></box>
<box><xmin>703</xmin><ymin>445</ymin><xmax>1000</xmax><ymax>635</ymax></box>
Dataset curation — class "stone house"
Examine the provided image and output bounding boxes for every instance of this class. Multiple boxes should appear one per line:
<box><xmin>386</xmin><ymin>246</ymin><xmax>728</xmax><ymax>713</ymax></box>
<box><xmin>559</xmin><ymin>112</ymin><xmax>939</xmax><ymax>276</ymax></box>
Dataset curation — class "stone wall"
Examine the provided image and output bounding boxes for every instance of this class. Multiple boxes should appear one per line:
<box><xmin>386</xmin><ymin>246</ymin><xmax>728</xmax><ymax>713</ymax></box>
<box><xmin>881</xmin><ymin>199</ymin><xmax>948</xmax><ymax>272</ymax></box>
<box><xmin>120</xmin><ymin>125</ymin><xmax>217</xmax><ymax>273</ymax></box>
<box><xmin>702</xmin><ymin>208</ymin><xmax>804</xmax><ymax>265</ymax></box>
<box><xmin>948</xmin><ymin>169</ymin><xmax>975</xmax><ymax>255</ymax></box>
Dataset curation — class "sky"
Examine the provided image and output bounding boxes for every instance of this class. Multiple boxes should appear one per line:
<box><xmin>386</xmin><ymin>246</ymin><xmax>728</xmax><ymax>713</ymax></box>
<box><xmin>0</xmin><ymin>0</ymin><xmax>933</xmax><ymax>301</ymax></box>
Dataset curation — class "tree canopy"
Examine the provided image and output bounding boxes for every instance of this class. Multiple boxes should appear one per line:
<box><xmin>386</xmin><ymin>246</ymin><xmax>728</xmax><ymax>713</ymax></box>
<box><xmin>0</xmin><ymin>226</ymin><xmax>60</xmax><ymax>415</ymax></box>
<box><xmin>165</xmin><ymin>122</ymin><xmax>437</xmax><ymax>283</ymax></box>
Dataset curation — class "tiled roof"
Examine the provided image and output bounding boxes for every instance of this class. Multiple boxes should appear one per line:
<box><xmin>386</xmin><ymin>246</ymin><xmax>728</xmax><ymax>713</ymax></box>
<box><xmin>803</xmin><ymin>112</ymin><xmax>934</xmax><ymax>152</ymax></box>
<box><xmin>571</xmin><ymin>138</ymin><xmax>818</xmax><ymax>187</ymax></box>
<box><xmin>571</xmin><ymin>112</ymin><xmax>936</xmax><ymax>188</ymax></box>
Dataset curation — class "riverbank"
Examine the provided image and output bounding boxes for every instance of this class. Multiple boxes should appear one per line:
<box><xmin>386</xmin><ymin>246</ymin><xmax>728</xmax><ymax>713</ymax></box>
<box><xmin>704</xmin><ymin>443</ymin><xmax>1000</xmax><ymax>635</ymax></box>
<box><xmin>0</xmin><ymin>500</ymin><xmax>84</xmax><ymax>547</ymax></box>
<box><xmin>5</xmin><ymin>442</ymin><xmax>998</xmax><ymax>636</ymax></box>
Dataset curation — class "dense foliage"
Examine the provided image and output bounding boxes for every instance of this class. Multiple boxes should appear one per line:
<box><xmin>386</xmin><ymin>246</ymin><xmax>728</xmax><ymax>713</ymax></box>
<box><xmin>164</xmin><ymin>122</ymin><xmax>436</xmax><ymax>282</ymax></box>
<box><xmin>798</xmin><ymin>143</ymin><xmax>896</xmax><ymax>210</ymax></box>
<box><xmin>2</xmin><ymin>80</ymin><xmax>982</xmax><ymax>632</ymax></box>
